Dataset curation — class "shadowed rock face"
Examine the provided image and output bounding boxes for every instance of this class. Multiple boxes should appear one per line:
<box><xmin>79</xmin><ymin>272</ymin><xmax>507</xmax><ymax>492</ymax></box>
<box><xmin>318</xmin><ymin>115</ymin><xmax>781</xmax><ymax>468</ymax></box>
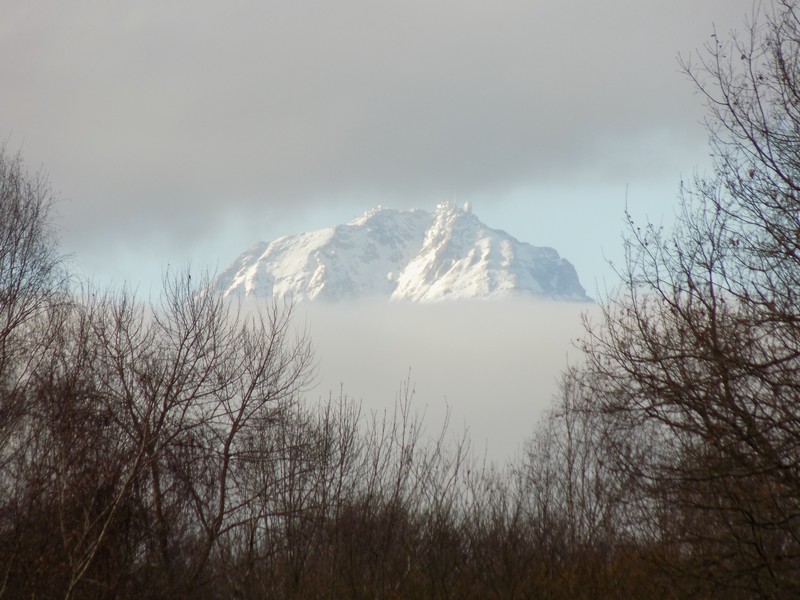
<box><xmin>212</xmin><ymin>204</ymin><xmax>592</xmax><ymax>303</ymax></box>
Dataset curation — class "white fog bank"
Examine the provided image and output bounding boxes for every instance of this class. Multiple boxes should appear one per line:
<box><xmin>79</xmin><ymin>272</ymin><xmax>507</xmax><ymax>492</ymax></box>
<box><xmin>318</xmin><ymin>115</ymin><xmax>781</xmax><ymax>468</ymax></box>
<box><xmin>296</xmin><ymin>299</ymin><xmax>600</xmax><ymax>463</ymax></box>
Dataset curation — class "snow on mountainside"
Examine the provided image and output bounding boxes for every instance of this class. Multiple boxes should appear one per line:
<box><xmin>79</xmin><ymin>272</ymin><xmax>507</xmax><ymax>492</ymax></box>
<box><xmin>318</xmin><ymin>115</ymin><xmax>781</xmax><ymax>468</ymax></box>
<box><xmin>211</xmin><ymin>203</ymin><xmax>591</xmax><ymax>303</ymax></box>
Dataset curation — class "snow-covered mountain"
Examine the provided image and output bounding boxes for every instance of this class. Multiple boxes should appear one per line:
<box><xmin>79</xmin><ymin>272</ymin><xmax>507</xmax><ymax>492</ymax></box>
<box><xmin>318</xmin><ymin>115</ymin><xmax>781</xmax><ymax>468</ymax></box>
<box><xmin>211</xmin><ymin>203</ymin><xmax>591</xmax><ymax>303</ymax></box>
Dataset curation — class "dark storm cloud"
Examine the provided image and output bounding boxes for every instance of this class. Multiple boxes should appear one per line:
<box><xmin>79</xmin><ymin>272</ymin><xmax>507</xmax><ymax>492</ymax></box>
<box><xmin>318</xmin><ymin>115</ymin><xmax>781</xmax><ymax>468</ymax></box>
<box><xmin>1</xmin><ymin>0</ymin><xmax>753</xmax><ymax>256</ymax></box>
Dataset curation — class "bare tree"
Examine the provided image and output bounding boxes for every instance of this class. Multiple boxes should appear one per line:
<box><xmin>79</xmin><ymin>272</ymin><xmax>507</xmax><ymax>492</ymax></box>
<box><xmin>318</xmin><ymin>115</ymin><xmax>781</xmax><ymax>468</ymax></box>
<box><xmin>0</xmin><ymin>148</ymin><xmax>65</xmax><ymax>373</ymax></box>
<box><xmin>0</xmin><ymin>149</ymin><xmax>68</xmax><ymax>598</ymax></box>
<box><xmin>568</xmin><ymin>2</ymin><xmax>800</xmax><ymax>595</ymax></box>
<box><xmin>82</xmin><ymin>273</ymin><xmax>315</xmax><ymax>596</ymax></box>
<box><xmin>0</xmin><ymin>148</ymin><xmax>66</xmax><ymax>473</ymax></box>
<box><xmin>0</xmin><ymin>263</ymin><xmax>316</xmax><ymax>598</ymax></box>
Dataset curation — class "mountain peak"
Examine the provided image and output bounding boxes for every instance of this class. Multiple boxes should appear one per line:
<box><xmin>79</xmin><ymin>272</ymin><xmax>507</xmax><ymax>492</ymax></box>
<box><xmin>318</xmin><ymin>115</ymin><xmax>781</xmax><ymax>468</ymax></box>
<box><xmin>212</xmin><ymin>206</ymin><xmax>591</xmax><ymax>303</ymax></box>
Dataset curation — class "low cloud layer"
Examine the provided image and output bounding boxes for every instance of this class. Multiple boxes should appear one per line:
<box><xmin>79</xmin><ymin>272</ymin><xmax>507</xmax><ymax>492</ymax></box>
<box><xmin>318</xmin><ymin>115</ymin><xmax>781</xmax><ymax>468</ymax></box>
<box><xmin>296</xmin><ymin>299</ymin><xmax>599</xmax><ymax>463</ymax></box>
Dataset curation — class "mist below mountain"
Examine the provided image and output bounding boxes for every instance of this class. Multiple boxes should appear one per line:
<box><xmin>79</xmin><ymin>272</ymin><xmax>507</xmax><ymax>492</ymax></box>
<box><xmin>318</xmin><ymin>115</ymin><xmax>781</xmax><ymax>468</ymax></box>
<box><xmin>297</xmin><ymin>299</ymin><xmax>598</xmax><ymax>463</ymax></box>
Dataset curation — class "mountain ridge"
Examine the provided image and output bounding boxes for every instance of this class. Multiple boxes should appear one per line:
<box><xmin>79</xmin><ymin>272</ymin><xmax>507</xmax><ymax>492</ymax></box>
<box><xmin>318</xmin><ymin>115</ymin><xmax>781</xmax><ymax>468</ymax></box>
<box><xmin>212</xmin><ymin>203</ymin><xmax>592</xmax><ymax>303</ymax></box>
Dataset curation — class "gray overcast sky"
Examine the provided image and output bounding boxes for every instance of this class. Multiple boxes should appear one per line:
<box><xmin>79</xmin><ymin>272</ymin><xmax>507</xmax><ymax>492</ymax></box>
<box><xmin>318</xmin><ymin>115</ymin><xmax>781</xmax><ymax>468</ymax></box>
<box><xmin>2</xmin><ymin>0</ymin><xmax>756</xmax><ymax>292</ymax></box>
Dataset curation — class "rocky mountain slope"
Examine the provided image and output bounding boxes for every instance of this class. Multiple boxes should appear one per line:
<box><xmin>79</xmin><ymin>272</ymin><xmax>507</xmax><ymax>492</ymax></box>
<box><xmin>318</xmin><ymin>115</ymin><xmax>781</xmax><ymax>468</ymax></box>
<box><xmin>211</xmin><ymin>203</ymin><xmax>591</xmax><ymax>302</ymax></box>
